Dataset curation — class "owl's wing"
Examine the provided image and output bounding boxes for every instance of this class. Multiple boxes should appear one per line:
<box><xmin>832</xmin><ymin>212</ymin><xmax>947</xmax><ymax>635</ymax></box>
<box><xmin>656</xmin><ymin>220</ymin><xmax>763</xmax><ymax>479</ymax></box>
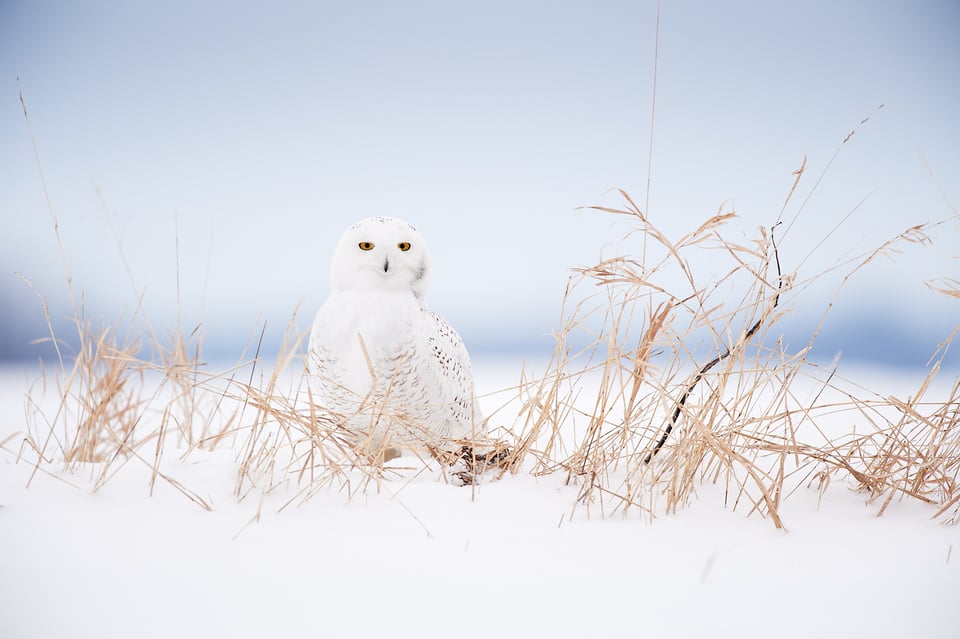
<box><xmin>423</xmin><ymin>310</ymin><xmax>485</xmax><ymax>439</ymax></box>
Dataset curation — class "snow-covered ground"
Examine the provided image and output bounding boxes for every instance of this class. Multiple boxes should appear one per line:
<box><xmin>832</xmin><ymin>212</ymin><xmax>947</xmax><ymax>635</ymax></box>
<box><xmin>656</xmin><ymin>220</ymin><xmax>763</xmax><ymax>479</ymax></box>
<box><xmin>1</xmin><ymin>358</ymin><xmax>958</xmax><ymax>638</ymax></box>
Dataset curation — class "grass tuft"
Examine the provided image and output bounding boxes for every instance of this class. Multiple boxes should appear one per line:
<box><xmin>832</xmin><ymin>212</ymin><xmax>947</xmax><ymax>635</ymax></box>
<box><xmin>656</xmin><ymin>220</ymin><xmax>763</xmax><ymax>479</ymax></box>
<box><xmin>6</xmin><ymin>91</ymin><xmax>958</xmax><ymax>526</ymax></box>
<box><xmin>499</xmin><ymin>185</ymin><xmax>959</xmax><ymax>528</ymax></box>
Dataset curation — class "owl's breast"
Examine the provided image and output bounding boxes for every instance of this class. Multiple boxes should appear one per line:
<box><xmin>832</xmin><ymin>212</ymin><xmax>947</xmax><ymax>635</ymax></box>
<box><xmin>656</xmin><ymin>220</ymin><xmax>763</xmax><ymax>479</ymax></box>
<box><xmin>308</xmin><ymin>291</ymin><xmax>424</xmax><ymax>401</ymax></box>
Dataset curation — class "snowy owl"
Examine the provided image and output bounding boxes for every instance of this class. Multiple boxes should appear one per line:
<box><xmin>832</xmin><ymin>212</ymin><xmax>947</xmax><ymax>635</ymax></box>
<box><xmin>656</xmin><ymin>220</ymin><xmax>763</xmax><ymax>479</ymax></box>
<box><xmin>307</xmin><ymin>216</ymin><xmax>486</xmax><ymax>461</ymax></box>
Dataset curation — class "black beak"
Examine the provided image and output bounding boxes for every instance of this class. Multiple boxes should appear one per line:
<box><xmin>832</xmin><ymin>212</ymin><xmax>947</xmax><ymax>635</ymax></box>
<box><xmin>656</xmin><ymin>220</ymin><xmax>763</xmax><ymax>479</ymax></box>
<box><xmin>383</xmin><ymin>257</ymin><xmax>390</xmax><ymax>273</ymax></box>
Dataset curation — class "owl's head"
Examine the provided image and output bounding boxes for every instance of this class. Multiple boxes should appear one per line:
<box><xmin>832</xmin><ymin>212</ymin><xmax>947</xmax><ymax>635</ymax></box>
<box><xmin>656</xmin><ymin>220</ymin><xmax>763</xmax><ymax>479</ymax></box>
<box><xmin>330</xmin><ymin>217</ymin><xmax>431</xmax><ymax>301</ymax></box>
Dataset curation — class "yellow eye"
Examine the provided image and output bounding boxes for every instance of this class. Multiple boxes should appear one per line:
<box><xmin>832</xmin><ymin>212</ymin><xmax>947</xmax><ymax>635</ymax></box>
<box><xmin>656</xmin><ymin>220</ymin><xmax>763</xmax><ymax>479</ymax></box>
<box><xmin>358</xmin><ymin>242</ymin><xmax>374</xmax><ymax>251</ymax></box>
<box><xmin>397</xmin><ymin>242</ymin><xmax>411</xmax><ymax>251</ymax></box>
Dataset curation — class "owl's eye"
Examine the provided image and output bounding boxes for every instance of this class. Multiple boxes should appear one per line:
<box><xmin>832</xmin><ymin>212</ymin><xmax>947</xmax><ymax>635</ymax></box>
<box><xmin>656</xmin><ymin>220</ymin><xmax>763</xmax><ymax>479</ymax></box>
<box><xmin>397</xmin><ymin>242</ymin><xmax>411</xmax><ymax>251</ymax></box>
<box><xmin>358</xmin><ymin>242</ymin><xmax>374</xmax><ymax>251</ymax></box>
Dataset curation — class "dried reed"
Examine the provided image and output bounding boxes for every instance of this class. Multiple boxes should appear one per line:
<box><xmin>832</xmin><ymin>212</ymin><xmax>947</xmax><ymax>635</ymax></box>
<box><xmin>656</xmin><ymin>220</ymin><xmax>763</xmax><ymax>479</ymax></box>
<box><xmin>502</xmin><ymin>186</ymin><xmax>958</xmax><ymax>528</ymax></box>
<box><xmin>8</xmin><ymin>83</ymin><xmax>958</xmax><ymax>525</ymax></box>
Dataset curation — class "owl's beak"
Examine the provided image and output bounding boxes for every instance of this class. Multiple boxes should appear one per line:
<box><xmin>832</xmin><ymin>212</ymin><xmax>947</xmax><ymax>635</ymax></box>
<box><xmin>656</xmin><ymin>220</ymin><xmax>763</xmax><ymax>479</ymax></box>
<box><xmin>382</xmin><ymin>257</ymin><xmax>390</xmax><ymax>273</ymax></box>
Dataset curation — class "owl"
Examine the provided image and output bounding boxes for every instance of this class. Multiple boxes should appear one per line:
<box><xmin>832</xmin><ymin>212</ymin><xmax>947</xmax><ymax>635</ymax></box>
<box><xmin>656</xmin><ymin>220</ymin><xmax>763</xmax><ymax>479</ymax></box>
<box><xmin>307</xmin><ymin>217</ymin><xmax>486</xmax><ymax>461</ymax></box>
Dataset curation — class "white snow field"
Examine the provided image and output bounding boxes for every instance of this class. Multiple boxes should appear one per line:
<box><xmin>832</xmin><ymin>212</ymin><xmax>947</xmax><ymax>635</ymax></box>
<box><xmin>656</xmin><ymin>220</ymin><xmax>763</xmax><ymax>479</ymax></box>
<box><xmin>1</xmin><ymin>358</ymin><xmax>958</xmax><ymax>639</ymax></box>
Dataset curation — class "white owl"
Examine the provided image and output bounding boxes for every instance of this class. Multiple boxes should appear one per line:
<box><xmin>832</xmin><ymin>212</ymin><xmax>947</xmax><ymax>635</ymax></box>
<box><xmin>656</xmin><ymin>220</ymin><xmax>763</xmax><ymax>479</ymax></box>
<box><xmin>307</xmin><ymin>217</ymin><xmax>486</xmax><ymax>461</ymax></box>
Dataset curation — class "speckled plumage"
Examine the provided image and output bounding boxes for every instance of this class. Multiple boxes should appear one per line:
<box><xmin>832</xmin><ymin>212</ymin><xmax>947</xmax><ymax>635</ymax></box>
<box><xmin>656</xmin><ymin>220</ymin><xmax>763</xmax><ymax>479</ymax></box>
<box><xmin>307</xmin><ymin>217</ymin><xmax>484</xmax><ymax>454</ymax></box>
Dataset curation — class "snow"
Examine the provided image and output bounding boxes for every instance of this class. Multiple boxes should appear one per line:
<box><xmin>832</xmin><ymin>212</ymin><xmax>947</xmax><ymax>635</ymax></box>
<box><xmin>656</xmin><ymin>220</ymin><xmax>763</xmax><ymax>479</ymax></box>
<box><xmin>1</xmin><ymin>359</ymin><xmax>958</xmax><ymax>638</ymax></box>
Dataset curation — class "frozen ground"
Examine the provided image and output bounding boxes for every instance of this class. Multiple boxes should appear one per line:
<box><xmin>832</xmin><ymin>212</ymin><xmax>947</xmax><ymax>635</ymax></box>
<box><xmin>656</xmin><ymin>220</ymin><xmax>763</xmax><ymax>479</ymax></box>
<box><xmin>1</xmin><ymin>358</ymin><xmax>958</xmax><ymax>638</ymax></box>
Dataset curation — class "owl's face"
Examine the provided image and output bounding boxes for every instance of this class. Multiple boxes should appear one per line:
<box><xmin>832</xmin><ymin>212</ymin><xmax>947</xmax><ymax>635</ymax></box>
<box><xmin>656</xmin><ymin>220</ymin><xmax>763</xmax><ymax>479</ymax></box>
<box><xmin>330</xmin><ymin>217</ymin><xmax>431</xmax><ymax>300</ymax></box>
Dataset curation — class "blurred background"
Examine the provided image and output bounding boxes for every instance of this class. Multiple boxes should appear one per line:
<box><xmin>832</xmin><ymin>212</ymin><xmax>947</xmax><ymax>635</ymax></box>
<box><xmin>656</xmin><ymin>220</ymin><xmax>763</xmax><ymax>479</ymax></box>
<box><xmin>2</xmin><ymin>0</ymin><xmax>958</xmax><ymax>367</ymax></box>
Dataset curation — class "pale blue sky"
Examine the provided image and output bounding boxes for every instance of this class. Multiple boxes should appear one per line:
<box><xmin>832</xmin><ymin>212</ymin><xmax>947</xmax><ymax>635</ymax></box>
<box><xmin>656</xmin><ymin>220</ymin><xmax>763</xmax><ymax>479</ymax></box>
<box><xmin>3</xmin><ymin>1</ymin><xmax>958</xmax><ymax>365</ymax></box>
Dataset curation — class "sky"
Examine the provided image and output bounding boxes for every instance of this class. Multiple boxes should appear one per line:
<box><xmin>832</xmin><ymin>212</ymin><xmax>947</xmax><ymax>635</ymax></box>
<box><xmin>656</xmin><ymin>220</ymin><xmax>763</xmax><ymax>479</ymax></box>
<box><xmin>2</xmin><ymin>1</ymin><xmax>959</xmax><ymax>366</ymax></box>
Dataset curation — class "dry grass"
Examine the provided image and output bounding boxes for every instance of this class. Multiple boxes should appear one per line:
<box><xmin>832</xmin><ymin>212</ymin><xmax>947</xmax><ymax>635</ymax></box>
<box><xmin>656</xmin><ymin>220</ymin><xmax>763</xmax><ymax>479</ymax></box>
<box><xmin>7</xmin><ymin>83</ymin><xmax>959</xmax><ymax>525</ymax></box>
<box><xmin>9</xmin><ymin>187</ymin><xmax>958</xmax><ymax>530</ymax></box>
<box><xmin>498</xmin><ymin>186</ymin><xmax>960</xmax><ymax>528</ymax></box>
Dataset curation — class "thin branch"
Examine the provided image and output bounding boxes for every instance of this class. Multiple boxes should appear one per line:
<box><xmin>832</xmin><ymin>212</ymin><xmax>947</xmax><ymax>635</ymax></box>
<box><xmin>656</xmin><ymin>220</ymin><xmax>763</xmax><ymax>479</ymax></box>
<box><xmin>643</xmin><ymin>223</ymin><xmax>784</xmax><ymax>463</ymax></box>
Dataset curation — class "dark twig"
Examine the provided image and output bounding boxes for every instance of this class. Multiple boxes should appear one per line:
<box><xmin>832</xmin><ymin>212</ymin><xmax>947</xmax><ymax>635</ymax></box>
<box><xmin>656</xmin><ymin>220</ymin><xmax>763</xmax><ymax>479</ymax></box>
<box><xmin>451</xmin><ymin>444</ymin><xmax>512</xmax><ymax>485</ymax></box>
<box><xmin>643</xmin><ymin>224</ymin><xmax>784</xmax><ymax>463</ymax></box>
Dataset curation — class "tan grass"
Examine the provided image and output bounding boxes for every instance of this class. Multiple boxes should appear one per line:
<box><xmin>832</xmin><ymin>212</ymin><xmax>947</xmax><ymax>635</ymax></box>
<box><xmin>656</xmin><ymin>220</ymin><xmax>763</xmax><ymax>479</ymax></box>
<box><xmin>9</xmin><ymin>206</ymin><xmax>959</xmax><ymax>528</ymax></box>
<box><xmin>8</xmin><ymin>183</ymin><xmax>958</xmax><ymax>529</ymax></box>
<box><xmin>7</xmin><ymin>84</ymin><xmax>958</xmax><ymax>525</ymax></box>
<box><xmin>500</xmin><ymin>186</ymin><xmax>959</xmax><ymax>528</ymax></box>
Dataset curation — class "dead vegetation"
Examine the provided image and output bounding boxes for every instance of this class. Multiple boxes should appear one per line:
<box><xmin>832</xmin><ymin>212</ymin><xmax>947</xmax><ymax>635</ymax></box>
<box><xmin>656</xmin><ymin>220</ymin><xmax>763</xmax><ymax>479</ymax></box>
<box><xmin>9</xmin><ymin>181</ymin><xmax>958</xmax><ymax>530</ymax></box>
<box><xmin>498</xmin><ymin>179</ymin><xmax>958</xmax><ymax>527</ymax></box>
<box><xmin>6</xmin><ymin>89</ymin><xmax>959</xmax><ymax>527</ymax></box>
